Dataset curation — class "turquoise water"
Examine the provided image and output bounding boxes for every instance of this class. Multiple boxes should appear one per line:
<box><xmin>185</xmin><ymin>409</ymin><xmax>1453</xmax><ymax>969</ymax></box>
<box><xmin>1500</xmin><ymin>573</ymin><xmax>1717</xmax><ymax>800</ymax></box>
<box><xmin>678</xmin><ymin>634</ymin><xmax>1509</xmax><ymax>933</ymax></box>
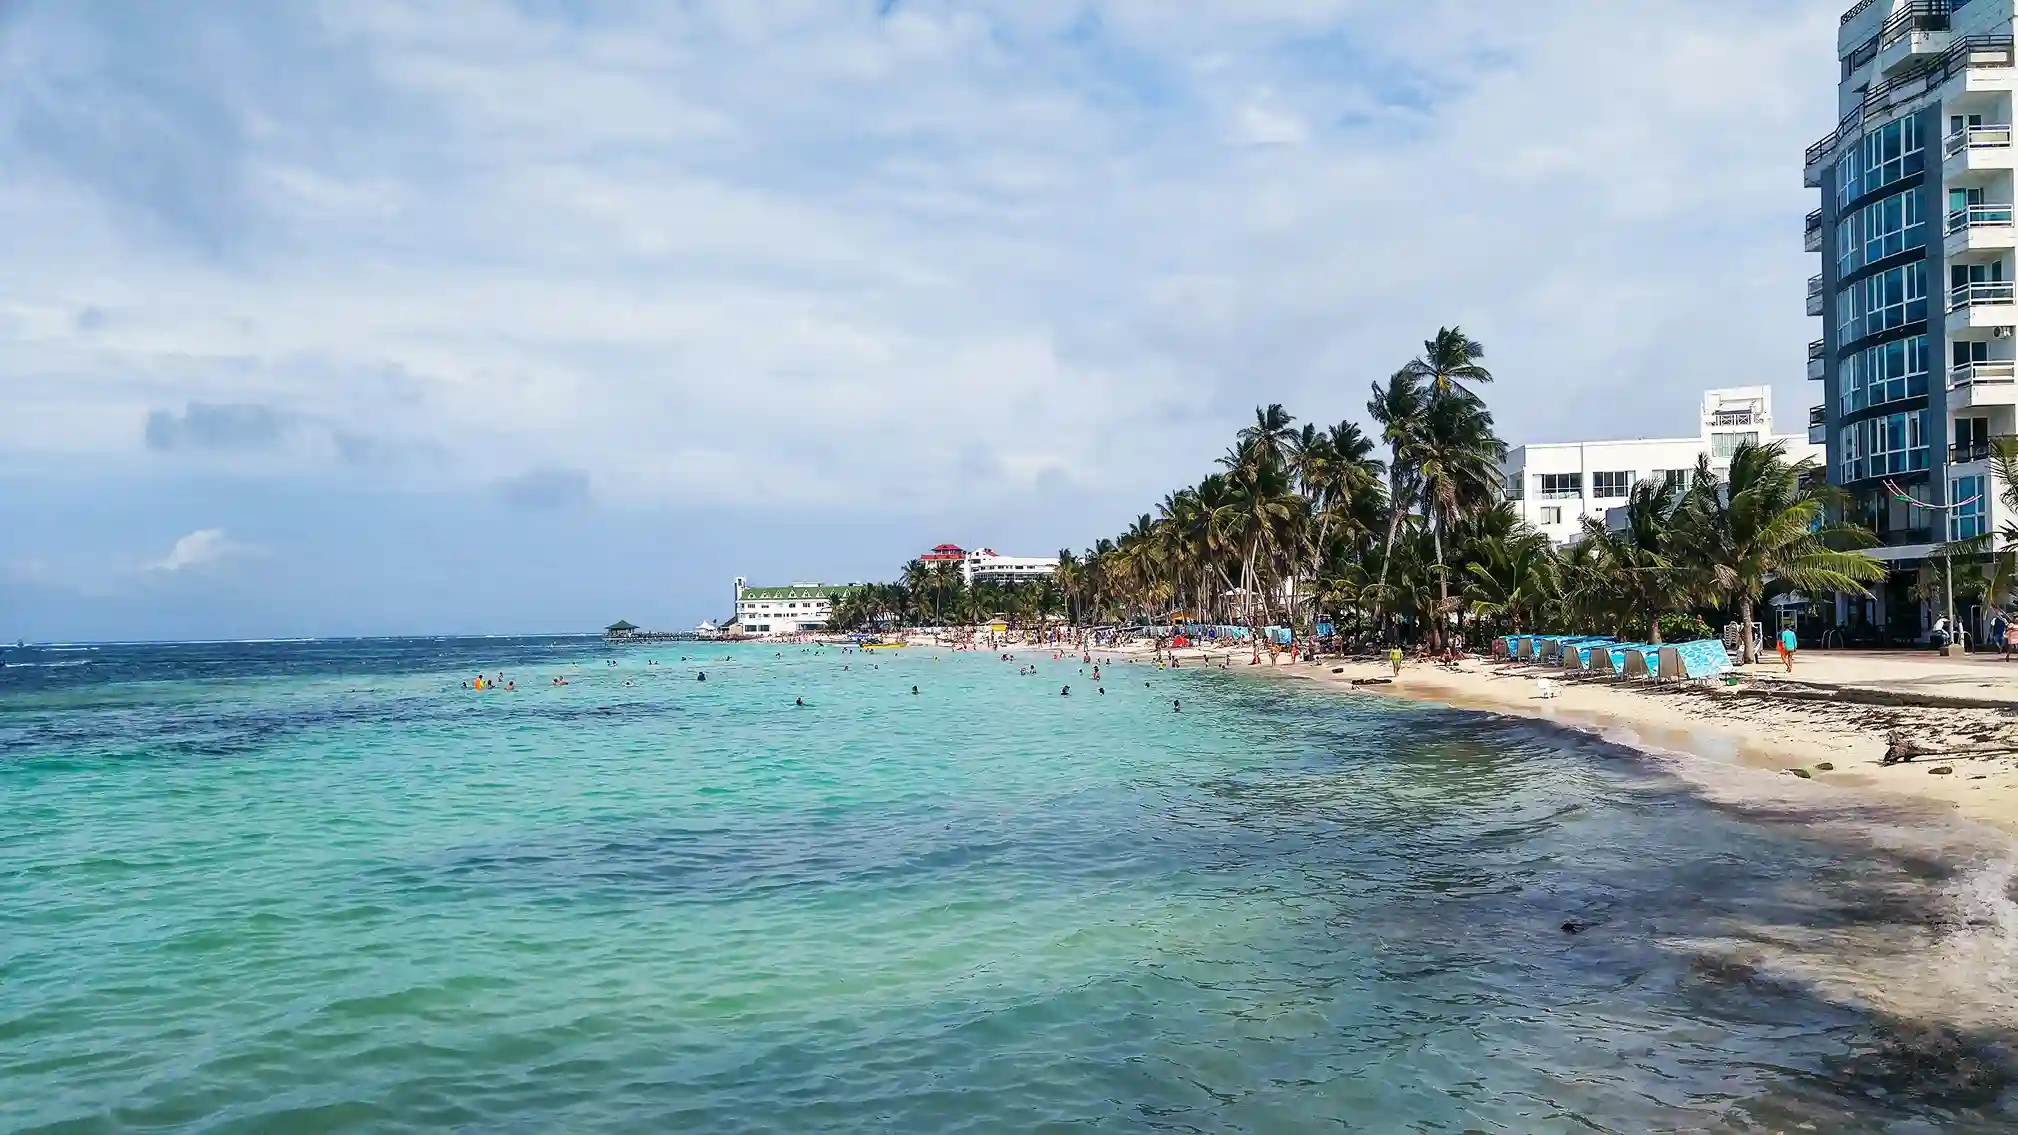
<box><xmin>4</xmin><ymin>638</ymin><xmax>2017</xmax><ymax>1132</ymax></box>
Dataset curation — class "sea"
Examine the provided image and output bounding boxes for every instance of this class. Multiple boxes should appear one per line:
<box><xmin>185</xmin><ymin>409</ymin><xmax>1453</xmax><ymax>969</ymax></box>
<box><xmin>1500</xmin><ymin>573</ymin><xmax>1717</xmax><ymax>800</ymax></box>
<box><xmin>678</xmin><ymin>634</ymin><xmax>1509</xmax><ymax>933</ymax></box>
<box><xmin>4</xmin><ymin>636</ymin><xmax>2018</xmax><ymax>1133</ymax></box>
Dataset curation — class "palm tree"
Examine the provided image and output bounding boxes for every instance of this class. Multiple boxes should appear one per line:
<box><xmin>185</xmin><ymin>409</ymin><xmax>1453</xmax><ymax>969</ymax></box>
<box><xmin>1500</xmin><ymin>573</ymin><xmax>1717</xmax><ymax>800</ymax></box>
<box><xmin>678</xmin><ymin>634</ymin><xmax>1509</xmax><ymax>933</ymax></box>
<box><xmin>1414</xmin><ymin>390</ymin><xmax>1505</xmax><ymax>645</ymax></box>
<box><xmin>1583</xmin><ymin>475</ymin><xmax>1688</xmax><ymax>643</ymax></box>
<box><xmin>1237</xmin><ymin>404</ymin><xmax>1297</xmax><ymax>466</ymax></box>
<box><xmin>1936</xmin><ymin>438</ymin><xmax>2018</xmax><ymax>616</ymax></box>
<box><xmin>1365</xmin><ymin>369</ymin><xmax>1428</xmax><ymax>630</ymax></box>
<box><xmin>1463</xmin><ymin>529</ymin><xmax>1556</xmax><ymax>633</ymax></box>
<box><xmin>1402</xmin><ymin>326</ymin><xmax>1493</xmax><ymax>401</ymax></box>
<box><xmin>1671</xmin><ymin>441</ymin><xmax>1885</xmax><ymax>663</ymax></box>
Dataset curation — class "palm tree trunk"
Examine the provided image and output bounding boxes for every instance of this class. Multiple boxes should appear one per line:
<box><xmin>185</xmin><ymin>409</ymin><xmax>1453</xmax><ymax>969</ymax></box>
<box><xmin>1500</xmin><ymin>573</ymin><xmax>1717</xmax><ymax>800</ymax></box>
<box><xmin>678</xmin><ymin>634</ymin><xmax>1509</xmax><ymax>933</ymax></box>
<box><xmin>1370</xmin><ymin>483</ymin><xmax>1404</xmax><ymax>625</ymax></box>
<box><xmin>1739</xmin><ymin>595</ymin><xmax>1755</xmax><ymax>665</ymax></box>
<box><xmin>1648</xmin><ymin>605</ymin><xmax>1663</xmax><ymax>646</ymax></box>
<box><xmin>1430</xmin><ymin>515</ymin><xmax>1448</xmax><ymax>650</ymax></box>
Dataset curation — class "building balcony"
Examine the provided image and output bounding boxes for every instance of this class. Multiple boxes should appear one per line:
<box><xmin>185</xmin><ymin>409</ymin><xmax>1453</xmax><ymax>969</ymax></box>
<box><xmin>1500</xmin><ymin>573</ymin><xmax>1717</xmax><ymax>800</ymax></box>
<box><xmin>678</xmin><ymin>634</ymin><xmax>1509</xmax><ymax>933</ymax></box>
<box><xmin>1945</xmin><ymin>203</ymin><xmax>2018</xmax><ymax>258</ymax></box>
<box><xmin>1807</xmin><ymin>274</ymin><xmax>1825</xmax><ymax>317</ymax></box>
<box><xmin>1808</xmin><ymin>404</ymin><xmax>1827</xmax><ymax>445</ymax></box>
<box><xmin>1951</xmin><ymin>362</ymin><xmax>2018</xmax><ymax>408</ymax></box>
<box><xmin>1808</xmin><ymin>338</ymin><xmax>1826</xmax><ymax>381</ymax></box>
<box><xmin>1948</xmin><ymin>281</ymin><xmax>2018</xmax><ymax>336</ymax></box>
<box><xmin>1805</xmin><ymin>208</ymin><xmax>1824</xmax><ymax>253</ymax></box>
<box><xmin>1877</xmin><ymin>2</ymin><xmax>1952</xmax><ymax>77</ymax></box>
<box><xmin>1950</xmin><ymin>436</ymin><xmax>2015</xmax><ymax>465</ymax></box>
<box><xmin>1943</xmin><ymin>124</ymin><xmax>2016</xmax><ymax>176</ymax></box>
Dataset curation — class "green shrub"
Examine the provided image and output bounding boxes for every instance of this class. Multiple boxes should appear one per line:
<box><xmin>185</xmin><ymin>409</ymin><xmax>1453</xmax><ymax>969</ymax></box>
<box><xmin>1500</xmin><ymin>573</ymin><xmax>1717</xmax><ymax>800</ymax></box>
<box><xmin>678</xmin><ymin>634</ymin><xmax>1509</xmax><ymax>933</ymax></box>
<box><xmin>1658</xmin><ymin>612</ymin><xmax>1716</xmax><ymax>643</ymax></box>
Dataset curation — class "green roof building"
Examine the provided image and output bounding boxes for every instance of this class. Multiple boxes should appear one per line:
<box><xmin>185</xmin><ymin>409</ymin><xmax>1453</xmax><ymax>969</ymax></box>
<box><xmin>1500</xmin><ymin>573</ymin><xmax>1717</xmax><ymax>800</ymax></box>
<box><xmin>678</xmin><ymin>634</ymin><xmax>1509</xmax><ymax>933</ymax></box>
<box><xmin>732</xmin><ymin>577</ymin><xmax>862</xmax><ymax>636</ymax></box>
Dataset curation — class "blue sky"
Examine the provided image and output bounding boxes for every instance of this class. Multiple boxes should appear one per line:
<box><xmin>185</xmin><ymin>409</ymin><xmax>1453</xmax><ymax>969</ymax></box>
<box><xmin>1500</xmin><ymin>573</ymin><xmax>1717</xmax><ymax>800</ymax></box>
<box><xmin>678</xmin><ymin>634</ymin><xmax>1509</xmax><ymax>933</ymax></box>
<box><xmin>0</xmin><ymin>0</ymin><xmax>1839</xmax><ymax>641</ymax></box>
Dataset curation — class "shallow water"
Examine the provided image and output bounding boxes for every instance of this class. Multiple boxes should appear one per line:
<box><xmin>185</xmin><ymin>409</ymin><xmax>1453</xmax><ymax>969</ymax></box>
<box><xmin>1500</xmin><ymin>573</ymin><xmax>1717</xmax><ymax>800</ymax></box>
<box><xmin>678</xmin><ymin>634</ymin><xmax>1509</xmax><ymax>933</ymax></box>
<box><xmin>4</xmin><ymin>638</ymin><xmax>2017</xmax><ymax>1132</ymax></box>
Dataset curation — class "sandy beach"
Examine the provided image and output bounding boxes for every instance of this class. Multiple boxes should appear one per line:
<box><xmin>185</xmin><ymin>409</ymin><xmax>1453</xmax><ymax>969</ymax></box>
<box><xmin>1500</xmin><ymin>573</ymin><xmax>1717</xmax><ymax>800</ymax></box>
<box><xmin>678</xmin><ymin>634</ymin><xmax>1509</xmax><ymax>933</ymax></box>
<box><xmin>1061</xmin><ymin>637</ymin><xmax>2018</xmax><ymax>838</ymax></box>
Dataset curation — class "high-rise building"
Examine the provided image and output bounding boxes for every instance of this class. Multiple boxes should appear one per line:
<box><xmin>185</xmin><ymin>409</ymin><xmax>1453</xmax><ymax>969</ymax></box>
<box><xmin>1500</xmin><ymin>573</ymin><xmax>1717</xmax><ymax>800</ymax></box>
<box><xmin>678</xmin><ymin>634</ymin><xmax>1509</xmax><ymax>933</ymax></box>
<box><xmin>1804</xmin><ymin>2</ymin><xmax>2014</xmax><ymax>639</ymax></box>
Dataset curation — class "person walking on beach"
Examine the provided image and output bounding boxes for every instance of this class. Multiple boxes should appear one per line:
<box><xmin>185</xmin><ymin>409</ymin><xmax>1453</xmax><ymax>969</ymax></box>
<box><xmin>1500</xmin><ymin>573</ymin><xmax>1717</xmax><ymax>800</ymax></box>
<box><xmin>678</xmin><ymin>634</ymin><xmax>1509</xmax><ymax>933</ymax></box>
<box><xmin>1777</xmin><ymin>626</ymin><xmax>1797</xmax><ymax>673</ymax></box>
<box><xmin>1996</xmin><ymin>611</ymin><xmax>2012</xmax><ymax>660</ymax></box>
<box><xmin>1388</xmin><ymin>646</ymin><xmax>1403</xmax><ymax>677</ymax></box>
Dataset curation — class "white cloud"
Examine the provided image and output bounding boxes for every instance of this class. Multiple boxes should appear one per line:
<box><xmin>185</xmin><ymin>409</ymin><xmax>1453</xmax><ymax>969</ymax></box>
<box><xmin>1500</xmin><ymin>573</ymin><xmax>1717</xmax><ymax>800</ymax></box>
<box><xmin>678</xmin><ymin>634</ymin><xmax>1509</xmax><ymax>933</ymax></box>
<box><xmin>147</xmin><ymin>529</ymin><xmax>249</xmax><ymax>574</ymax></box>
<box><xmin>0</xmin><ymin>0</ymin><xmax>1842</xmax><ymax>523</ymax></box>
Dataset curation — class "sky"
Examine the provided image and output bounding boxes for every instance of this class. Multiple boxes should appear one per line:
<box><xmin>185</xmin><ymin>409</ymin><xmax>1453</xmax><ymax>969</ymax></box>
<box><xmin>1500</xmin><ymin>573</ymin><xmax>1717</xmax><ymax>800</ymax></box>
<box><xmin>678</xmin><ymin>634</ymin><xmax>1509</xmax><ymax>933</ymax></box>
<box><xmin>0</xmin><ymin>0</ymin><xmax>1844</xmax><ymax>642</ymax></box>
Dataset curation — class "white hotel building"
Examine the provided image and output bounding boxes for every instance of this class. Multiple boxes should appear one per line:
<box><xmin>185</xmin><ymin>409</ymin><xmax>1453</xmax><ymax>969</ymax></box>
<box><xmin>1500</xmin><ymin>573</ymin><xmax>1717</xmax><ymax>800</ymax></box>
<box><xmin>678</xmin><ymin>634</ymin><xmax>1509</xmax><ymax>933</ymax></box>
<box><xmin>730</xmin><ymin>579</ymin><xmax>862</xmax><ymax>636</ymax></box>
<box><xmin>961</xmin><ymin>549</ymin><xmax>1060</xmax><ymax>585</ymax></box>
<box><xmin>1800</xmin><ymin>0</ymin><xmax>2018</xmax><ymax>638</ymax></box>
<box><xmin>1504</xmin><ymin>388</ymin><xmax>1820</xmax><ymax>545</ymax></box>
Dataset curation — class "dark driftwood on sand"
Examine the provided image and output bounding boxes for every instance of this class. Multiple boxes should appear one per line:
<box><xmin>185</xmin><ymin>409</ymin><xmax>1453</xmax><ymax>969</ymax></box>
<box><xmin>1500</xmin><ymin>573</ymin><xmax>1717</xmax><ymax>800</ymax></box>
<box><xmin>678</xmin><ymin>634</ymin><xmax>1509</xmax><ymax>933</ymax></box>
<box><xmin>1882</xmin><ymin>731</ymin><xmax>2018</xmax><ymax>766</ymax></box>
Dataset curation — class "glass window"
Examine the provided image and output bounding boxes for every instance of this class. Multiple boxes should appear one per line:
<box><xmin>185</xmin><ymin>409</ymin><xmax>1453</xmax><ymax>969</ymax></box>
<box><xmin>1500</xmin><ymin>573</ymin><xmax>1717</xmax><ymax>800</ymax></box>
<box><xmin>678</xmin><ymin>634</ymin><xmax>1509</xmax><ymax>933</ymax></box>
<box><xmin>1539</xmin><ymin>473</ymin><xmax>1580</xmax><ymax>499</ymax></box>
<box><xmin>1857</xmin><ymin>261</ymin><xmax>1927</xmax><ymax>337</ymax></box>
<box><xmin>1839</xmin><ymin>423</ymin><xmax>1863</xmax><ymax>482</ymax></box>
<box><xmin>1591</xmin><ymin>471</ymin><xmax>1634</xmax><ymax>498</ymax></box>
<box><xmin>1952</xmin><ymin>476</ymin><xmax>1988</xmax><ymax>540</ymax></box>
<box><xmin>1539</xmin><ymin>506</ymin><xmax>1562</xmax><ymax>525</ymax></box>
<box><xmin>1861</xmin><ymin>409</ymin><xmax>1932</xmax><ymax>477</ymax></box>
<box><xmin>1862</xmin><ymin>114</ymin><xmax>1924</xmax><ymax>195</ymax></box>
<box><xmin>1711</xmin><ymin>432</ymin><xmax>1759</xmax><ymax>459</ymax></box>
<box><xmin>1856</xmin><ymin>333</ymin><xmax>1929</xmax><ymax>410</ymax></box>
<box><xmin>1837</xmin><ymin>215</ymin><xmax>1859</xmax><ymax>277</ymax></box>
<box><xmin>1838</xmin><ymin>145</ymin><xmax>1864</xmax><ymax>211</ymax></box>
<box><xmin>1861</xmin><ymin>188</ymin><xmax>1925</xmax><ymax>263</ymax></box>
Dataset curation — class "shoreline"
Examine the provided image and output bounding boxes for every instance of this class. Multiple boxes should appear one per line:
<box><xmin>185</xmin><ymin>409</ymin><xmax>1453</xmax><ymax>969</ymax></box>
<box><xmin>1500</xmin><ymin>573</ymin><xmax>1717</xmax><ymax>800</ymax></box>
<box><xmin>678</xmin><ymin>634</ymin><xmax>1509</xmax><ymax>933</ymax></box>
<box><xmin>1072</xmin><ymin>638</ymin><xmax>2018</xmax><ymax>841</ymax></box>
<box><xmin>1055</xmin><ymin>636</ymin><xmax>2018</xmax><ymax>1034</ymax></box>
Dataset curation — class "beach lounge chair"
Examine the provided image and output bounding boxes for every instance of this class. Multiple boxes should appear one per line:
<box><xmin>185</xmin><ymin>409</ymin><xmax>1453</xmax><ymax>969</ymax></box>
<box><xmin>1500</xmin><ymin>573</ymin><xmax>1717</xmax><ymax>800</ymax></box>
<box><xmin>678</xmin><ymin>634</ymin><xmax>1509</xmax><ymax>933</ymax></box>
<box><xmin>1657</xmin><ymin>639</ymin><xmax>1734</xmax><ymax>682</ymax></box>
<box><xmin>1561</xmin><ymin>638</ymin><xmax>1614</xmax><ymax>670</ymax></box>
<box><xmin>1538</xmin><ymin>636</ymin><xmax>1572</xmax><ymax>664</ymax></box>
<box><xmin>1589</xmin><ymin>643</ymin><xmax>1651</xmax><ymax>677</ymax></box>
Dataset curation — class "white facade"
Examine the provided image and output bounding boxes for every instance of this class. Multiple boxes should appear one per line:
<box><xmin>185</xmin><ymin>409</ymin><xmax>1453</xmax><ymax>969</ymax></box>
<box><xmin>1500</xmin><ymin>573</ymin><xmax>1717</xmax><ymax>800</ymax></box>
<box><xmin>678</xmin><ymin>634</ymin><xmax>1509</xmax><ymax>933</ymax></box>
<box><xmin>731</xmin><ymin>578</ymin><xmax>859</xmax><ymax>636</ymax></box>
<box><xmin>960</xmin><ymin>549</ymin><xmax>1059</xmax><ymax>585</ymax></box>
<box><xmin>1802</xmin><ymin>3</ymin><xmax>2018</xmax><ymax>571</ymax></box>
<box><xmin>1503</xmin><ymin>388</ymin><xmax>1821</xmax><ymax>544</ymax></box>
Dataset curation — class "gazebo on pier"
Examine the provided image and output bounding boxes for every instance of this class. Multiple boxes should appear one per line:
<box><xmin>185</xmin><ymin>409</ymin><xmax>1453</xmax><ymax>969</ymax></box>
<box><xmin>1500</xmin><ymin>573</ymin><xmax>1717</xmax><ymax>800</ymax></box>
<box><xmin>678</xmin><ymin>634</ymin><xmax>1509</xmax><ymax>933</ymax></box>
<box><xmin>604</xmin><ymin>620</ymin><xmax>639</xmax><ymax>642</ymax></box>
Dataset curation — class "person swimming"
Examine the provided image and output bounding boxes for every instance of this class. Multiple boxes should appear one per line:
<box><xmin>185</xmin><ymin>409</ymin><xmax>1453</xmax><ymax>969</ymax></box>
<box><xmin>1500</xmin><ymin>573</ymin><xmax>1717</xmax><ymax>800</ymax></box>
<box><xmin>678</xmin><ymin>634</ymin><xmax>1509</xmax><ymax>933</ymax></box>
<box><xmin>1172</xmin><ymin>699</ymin><xmax>1181</xmax><ymax>712</ymax></box>
<box><xmin>795</xmin><ymin>697</ymin><xmax>804</xmax><ymax>707</ymax></box>
<box><xmin>911</xmin><ymin>686</ymin><xmax>919</xmax><ymax>695</ymax></box>
<box><xmin>697</xmin><ymin>672</ymin><xmax>707</xmax><ymax>681</ymax></box>
<box><xmin>1060</xmin><ymin>686</ymin><xmax>1070</xmax><ymax>696</ymax></box>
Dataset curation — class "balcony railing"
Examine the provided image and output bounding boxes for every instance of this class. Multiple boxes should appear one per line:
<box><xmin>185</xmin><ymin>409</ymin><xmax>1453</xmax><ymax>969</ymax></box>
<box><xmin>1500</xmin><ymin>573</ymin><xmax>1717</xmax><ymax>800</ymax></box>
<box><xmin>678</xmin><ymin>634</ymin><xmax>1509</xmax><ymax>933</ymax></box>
<box><xmin>1809</xmin><ymin>404</ymin><xmax>1826</xmax><ymax>427</ymax></box>
<box><xmin>1946</xmin><ymin>203</ymin><xmax>2016</xmax><ymax>234</ymax></box>
<box><xmin>1881</xmin><ymin>1</ymin><xmax>1951</xmax><ymax>47</ymax></box>
<box><xmin>1950</xmin><ymin>436</ymin><xmax>2015</xmax><ymax>463</ymax></box>
<box><xmin>1945</xmin><ymin>124</ymin><xmax>2015</xmax><ymax>158</ymax></box>
<box><xmin>1952</xmin><ymin>361</ymin><xmax>2018</xmax><ymax>386</ymax></box>
<box><xmin>1950</xmin><ymin>280</ymin><xmax>2016</xmax><ymax>310</ymax></box>
<box><xmin>1805</xmin><ymin>209</ymin><xmax>1824</xmax><ymax>252</ymax></box>
<box><xmin>1538</xmin><ymin>488</ymin><xmax>1582</xmax><ymax>501</ymax></box>
<box><xmin>1805</xmin><ymin>35</ymin><xmax>2017</xmax><ymax>169</ymax></box>
<box><xmin>1808</xmin><ymin>338</ymin><xmax>1826</xmax><ymax>361</ymax></box>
